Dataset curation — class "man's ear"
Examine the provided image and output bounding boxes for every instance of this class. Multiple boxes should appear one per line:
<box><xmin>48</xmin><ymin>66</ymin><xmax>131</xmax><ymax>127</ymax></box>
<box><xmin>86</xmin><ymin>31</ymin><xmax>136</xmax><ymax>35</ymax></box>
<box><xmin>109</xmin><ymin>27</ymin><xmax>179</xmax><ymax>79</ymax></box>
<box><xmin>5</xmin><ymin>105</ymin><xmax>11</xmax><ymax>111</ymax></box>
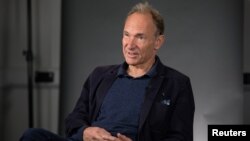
<box><xmin>154</xmin><ymin>35</ymin><xmax>165</xmax><ymax>50</ymax></box>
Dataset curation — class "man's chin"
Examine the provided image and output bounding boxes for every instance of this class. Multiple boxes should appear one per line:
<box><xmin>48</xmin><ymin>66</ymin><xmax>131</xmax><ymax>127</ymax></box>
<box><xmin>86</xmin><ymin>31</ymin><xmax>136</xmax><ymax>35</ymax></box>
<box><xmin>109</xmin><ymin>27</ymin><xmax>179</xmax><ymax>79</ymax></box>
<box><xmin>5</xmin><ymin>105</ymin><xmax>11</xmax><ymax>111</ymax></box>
<box><xmin>125</xmin><ymin>60</ymin><xmax>138</xmax><ymax>66</ymax></box>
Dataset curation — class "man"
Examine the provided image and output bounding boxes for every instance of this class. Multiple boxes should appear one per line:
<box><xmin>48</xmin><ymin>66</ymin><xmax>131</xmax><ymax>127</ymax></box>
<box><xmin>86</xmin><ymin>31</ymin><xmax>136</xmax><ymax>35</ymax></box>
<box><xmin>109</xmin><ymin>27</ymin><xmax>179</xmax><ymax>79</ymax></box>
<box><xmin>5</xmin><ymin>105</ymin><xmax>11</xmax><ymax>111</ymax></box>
<box><xmin>65</xmin><ymin>2</ymin><xmax>195</xmax><ymax>141</ymax></box>
<box><xmin>20</xmin><ymin>2</ymin><xmax>195</xmax><ymax>141</ymax></box>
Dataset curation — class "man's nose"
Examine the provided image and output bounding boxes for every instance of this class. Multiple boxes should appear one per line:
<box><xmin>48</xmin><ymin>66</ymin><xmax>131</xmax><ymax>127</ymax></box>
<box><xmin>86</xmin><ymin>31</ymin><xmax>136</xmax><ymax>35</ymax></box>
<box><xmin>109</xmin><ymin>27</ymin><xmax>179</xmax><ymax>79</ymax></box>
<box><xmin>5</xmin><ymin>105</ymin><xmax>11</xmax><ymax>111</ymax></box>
<box><xmin>127</xmin><ymin>37</ymin><xmax>136</xmax><ymax>49</ymax></box>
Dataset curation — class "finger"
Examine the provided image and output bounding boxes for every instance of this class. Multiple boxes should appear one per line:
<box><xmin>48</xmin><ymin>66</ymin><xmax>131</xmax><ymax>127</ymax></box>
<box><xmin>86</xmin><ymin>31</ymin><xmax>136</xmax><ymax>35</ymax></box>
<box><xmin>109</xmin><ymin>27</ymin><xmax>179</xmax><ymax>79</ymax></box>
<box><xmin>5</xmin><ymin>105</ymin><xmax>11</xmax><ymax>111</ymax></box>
<box><xmin>117</xmin><ymin>133</ymin><xmax>132</xmax><ymax>141</ymax></box>
<box><xmin>83</xmin><ymin>127</ymin><xmax>113</xmax><ymax>141</ymax></box>
<box><xmin>93</xmin><ymin>132</ymin><xmax>114</xmax><ymax>141</ymax></box>
<box><xmin>102</xmin><ymin>135</ymin><xmax>117</xmax><ymax>141</ymax></box>
<box><xmin>97</xmin><ymin>129</ymin><xmax>116</xmax><ymax>141</ymax></box>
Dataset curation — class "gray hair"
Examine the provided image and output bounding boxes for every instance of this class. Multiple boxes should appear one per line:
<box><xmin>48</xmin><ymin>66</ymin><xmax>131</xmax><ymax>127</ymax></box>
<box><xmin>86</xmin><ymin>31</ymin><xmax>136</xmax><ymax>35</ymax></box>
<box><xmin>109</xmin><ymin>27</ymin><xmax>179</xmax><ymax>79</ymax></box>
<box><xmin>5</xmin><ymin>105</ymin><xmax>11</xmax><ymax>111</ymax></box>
<box><xmin>127</xmin><ymin>2</ymin><xmax>165</xmax><ymax>35</ymax></box>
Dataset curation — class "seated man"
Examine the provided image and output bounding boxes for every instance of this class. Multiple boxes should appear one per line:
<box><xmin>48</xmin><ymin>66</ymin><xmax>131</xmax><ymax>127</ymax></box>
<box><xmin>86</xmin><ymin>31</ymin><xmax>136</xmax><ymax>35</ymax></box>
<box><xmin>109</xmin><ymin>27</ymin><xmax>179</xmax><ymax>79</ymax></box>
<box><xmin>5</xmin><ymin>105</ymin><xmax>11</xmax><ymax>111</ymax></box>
<box><xmin>20</xmin><ymin>2</ymin><xmax>195</xmax><ymax>141</ymax></box>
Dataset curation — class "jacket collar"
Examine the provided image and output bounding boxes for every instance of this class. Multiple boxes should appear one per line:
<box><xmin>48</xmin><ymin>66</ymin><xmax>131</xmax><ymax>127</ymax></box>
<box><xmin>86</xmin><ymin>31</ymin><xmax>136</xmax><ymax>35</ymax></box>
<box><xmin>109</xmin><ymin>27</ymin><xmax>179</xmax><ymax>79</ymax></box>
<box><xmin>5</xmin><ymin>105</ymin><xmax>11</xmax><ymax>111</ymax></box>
<box><xmin>117</xmin><ymin>56</ymin><xmax>160</xmax><ymax>78</ymax></box>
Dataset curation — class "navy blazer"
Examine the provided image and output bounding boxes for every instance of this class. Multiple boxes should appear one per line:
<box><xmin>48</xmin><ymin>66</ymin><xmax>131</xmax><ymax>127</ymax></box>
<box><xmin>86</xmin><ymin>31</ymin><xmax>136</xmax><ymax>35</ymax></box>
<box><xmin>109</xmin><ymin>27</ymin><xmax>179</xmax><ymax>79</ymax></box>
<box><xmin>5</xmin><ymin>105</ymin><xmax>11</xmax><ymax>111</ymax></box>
<box><xmin>65</xmin><ymin>59</ymin><xmax>195</xmax><ymax>141</ymax></box>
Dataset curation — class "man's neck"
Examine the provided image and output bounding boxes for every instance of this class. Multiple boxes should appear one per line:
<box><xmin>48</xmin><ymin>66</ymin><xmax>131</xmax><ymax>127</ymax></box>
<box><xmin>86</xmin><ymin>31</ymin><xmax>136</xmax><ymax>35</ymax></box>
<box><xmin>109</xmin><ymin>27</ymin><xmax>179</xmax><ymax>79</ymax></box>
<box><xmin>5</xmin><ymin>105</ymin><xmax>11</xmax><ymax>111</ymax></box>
<box><xmin>127</xmin><ymin>58</ymin><xmax>155</xmax><ymax>78</ymax></box>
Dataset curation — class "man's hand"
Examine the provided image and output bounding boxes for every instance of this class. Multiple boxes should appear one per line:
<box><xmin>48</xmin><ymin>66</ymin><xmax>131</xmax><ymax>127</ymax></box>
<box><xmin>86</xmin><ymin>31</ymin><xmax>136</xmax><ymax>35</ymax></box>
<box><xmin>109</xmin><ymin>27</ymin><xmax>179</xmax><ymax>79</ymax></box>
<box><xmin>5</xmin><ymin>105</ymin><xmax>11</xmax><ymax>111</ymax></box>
<box><xmin>83</xmin><ymin>127</ymin><xmax>116</xmax><ymax>141</ymax></box>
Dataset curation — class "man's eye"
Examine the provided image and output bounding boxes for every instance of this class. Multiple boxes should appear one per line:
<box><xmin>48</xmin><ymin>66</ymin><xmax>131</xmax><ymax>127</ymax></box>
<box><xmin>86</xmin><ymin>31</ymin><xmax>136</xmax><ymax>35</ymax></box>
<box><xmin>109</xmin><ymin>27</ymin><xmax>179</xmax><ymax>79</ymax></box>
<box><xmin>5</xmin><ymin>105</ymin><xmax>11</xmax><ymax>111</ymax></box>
<box><xmin>123</xmin><ymin>33</ymin><xmax>129</xmax><ymax>37</ymax></box>
<box><xmin>138</xmin><ymin>36</ymin><xmax>144</xmax><ymax>40</ymax></box>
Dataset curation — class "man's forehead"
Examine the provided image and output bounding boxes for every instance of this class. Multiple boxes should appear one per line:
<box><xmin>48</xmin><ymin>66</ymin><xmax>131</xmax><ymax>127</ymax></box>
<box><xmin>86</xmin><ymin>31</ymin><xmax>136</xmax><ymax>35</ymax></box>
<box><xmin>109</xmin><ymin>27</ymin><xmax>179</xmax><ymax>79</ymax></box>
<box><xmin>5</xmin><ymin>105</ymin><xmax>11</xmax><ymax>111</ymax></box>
<box><xmin>124</xmin><ymin>13</ymin><xmax>156</xmax><ymax>35</ymax></box>
<box><xmin>125</xmin><ymin>12</ymin><xmax>154</xmax><ymax>24</ymax></box>
<box><xmin>125</xmin><ymin>13</ymin><xmax>156</xmax><ymax>27</ymax></box>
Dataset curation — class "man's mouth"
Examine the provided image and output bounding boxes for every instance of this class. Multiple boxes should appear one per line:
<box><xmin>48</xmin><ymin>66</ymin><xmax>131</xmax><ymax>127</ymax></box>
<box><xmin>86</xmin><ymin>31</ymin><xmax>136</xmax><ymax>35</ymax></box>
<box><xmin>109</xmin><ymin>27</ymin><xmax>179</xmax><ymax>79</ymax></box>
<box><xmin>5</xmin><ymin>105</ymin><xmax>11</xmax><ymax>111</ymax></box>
<box><xmin>127</xmin><ymin>52</ymin><xmax>138</xmax><ymax>58</ymax></box>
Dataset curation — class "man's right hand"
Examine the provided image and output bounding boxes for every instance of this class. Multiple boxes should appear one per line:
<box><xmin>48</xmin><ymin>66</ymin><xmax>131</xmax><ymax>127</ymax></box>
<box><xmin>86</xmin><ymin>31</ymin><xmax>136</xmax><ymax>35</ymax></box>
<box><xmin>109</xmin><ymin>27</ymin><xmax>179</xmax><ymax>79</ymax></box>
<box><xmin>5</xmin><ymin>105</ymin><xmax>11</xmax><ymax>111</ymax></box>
<box><xmin>83</xmin><ymin>127</ymin><xmax>117</xmax><ymax>141</ymax></box>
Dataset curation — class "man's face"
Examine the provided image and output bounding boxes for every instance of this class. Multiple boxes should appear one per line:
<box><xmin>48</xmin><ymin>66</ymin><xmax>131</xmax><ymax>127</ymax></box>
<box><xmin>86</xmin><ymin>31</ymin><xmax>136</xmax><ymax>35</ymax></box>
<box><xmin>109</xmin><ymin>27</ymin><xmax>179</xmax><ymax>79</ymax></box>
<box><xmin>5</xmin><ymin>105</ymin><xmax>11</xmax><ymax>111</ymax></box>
<box><xmin>122</xmin><ymin>12</ymin><xmax>162</xmax><ymax>67</ymax></box>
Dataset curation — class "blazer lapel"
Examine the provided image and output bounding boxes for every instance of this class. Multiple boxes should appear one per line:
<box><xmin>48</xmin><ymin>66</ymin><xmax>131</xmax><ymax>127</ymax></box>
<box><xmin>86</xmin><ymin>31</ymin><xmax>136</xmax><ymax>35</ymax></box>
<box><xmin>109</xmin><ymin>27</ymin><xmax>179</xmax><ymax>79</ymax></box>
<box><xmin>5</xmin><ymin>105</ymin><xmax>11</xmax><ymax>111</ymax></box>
<box><xmin>138</xmin><ymin>73</ymin><xmax>165</xmax><ymax>132</ymax></box>
<box><xmin>92</xmin><ymin>68</ymin><xmax>118</xmax><ymax>120</ymax></box>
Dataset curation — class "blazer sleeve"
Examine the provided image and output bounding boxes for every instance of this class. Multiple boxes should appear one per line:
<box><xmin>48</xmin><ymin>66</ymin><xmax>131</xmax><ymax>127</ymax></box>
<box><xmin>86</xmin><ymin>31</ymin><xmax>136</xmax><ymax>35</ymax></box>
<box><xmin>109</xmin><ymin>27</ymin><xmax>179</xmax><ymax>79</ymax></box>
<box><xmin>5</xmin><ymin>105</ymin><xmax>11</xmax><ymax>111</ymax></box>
<box><xmin>64</xmin><ymin>65</ymin><xmax>115</xmax><ymax>137</ymax></box>
<box><xmin>64</xmin><ymin>74</ymin><xmax>92</xmax><ymax>137</ymax></box>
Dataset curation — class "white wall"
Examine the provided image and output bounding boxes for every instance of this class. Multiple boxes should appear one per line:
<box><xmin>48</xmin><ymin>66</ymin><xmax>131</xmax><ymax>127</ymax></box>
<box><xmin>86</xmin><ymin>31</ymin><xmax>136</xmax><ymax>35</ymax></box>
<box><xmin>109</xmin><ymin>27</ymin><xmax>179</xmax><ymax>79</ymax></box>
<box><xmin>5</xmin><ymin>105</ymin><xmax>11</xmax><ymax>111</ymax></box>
<box><xmin>243</xmin><ymin>0</ymin><xmax>250</xmax><ymax>124</ymax></box>
<box><xmin>244</xmin><ymin>0</ymin><xmax>250</xmax><ymax>73</ymax></box>
<box><xmin>0</xmin><ymin>0</ymin><xmax>61</xmax><ymax>140</ymax></box>
<box><xmin>0</xmin><ymin>1</ymin><xmax>29</xmax><ymax>140</ymax></box>
<box><xmin>60</xmin><ymin>0</ymin><xmax>244</xmax><ymax>141</ymax></box>
<box><xmin>31</xmin><ymin>0</ymin><xmax>61</xmax><ymax>133</ymax></box>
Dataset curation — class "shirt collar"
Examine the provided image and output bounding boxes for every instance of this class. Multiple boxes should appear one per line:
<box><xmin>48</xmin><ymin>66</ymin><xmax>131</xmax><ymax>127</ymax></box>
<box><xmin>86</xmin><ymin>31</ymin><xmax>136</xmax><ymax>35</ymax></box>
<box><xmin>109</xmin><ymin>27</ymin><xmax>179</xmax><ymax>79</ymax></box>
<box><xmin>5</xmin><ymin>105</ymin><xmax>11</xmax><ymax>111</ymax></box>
<box><xmin>117</xmin><ymin>57</ymin><xmax>159</xmax><ymax>78</ymax></box>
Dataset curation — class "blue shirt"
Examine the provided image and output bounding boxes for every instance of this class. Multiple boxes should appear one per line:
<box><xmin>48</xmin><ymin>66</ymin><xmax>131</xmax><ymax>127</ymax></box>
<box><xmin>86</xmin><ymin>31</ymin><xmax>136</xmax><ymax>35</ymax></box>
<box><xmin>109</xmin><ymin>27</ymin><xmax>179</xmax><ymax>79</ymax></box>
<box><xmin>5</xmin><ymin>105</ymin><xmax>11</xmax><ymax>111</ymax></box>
<box><xmin>91</xmin><ymin>60</ymin><xmax>158</xmax><ymax>141</ymax></box>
